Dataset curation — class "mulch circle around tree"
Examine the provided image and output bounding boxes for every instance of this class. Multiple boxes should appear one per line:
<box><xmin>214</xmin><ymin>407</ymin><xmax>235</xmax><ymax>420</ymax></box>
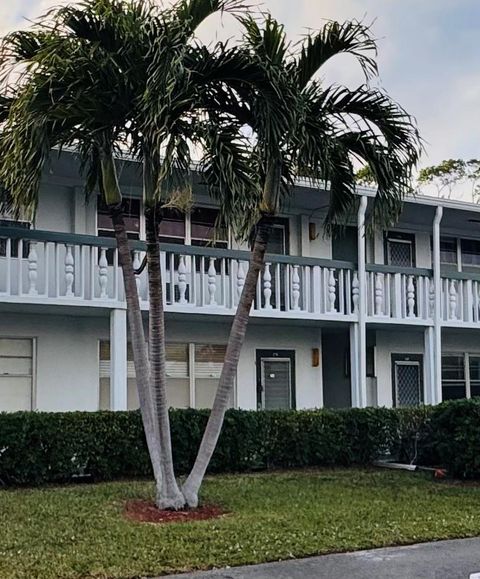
<box><xmin>124</xmin><ymin>500</ymin><xmax>226</xmax><ymax>524</ymax></box>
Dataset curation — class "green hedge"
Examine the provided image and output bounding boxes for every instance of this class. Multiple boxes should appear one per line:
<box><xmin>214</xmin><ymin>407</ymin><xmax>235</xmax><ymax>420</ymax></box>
<box><xmin>0</xmin><ymin>401</ymin><xmax>478</xmax><ymax>486</ymax></box>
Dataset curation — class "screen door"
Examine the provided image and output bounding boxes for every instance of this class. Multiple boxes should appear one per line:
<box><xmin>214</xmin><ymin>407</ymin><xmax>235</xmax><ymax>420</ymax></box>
<box><xmin>393</xmin><ymin>356</ymin><xmax>422</xmax><ymax>407</ymax></box>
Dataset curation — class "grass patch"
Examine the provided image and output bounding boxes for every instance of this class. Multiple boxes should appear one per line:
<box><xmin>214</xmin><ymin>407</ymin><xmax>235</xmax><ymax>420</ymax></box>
<box><xmin>1</xmin><ymin>469</ymin><xmax>480</xmax><ymax>578</ymax></box>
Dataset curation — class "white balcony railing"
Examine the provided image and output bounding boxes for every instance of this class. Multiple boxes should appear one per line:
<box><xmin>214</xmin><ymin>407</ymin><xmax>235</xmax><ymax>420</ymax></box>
<box><xmin>366</xmin><ymin>265</ymin><xmax>433</xmax><ymax>323</ymax></box>
<box><xmin>0</xmin><ymin>227</ymin><xmax>356</xmax><ymax>320</ymax></box>
<box><xmin>3</xmin><ymin>227</ymin><xmax>480</xmax><ymax>327</ymax></box>
<box><xmin>441</xmin><ymin>274</ymin><xmax>480</xmax><ymax>324</ymax></box>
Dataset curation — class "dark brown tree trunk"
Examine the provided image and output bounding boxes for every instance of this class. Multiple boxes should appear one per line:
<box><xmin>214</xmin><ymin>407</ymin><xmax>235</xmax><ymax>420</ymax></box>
<box><xmin>182</xmin><ymin>219</ymin><xmax>270</xmax><ymax>507</ymax></box>
<box><xmin>145</xmin><ymin>206</ymin><xmax>185</xmax><ymax>509</ymax></box>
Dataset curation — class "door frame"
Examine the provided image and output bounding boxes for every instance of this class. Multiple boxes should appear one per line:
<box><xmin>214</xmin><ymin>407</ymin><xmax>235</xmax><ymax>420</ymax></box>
<box><xmin>256</xmin><ymin>349</ymin><xmax>296</xmax><ymax>410</ymax></box>
<box><xmin>391</xmin><ymin>353</ymin><xmax>423</xmax><ymax>407</ymax></box>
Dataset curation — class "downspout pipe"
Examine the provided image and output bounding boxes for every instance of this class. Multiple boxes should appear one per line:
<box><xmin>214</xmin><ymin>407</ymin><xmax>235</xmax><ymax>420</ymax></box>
<box><xmin>433</xmin><ymin>205</ymin><xmax>443</xmax><ymax>405</ymax></box>
<box><xmin>357</xmin><ymin>196</ymin><xmax>368</xmax><ymax>408</ymax></box>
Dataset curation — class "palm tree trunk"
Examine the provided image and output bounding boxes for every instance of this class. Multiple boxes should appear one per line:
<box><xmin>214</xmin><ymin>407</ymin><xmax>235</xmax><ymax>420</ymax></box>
<box><xmin>182</xmin><ymin>219</ymin><xmax>270</xmax><ymax>507</ymax></box>
<box><xmin>100</xmin><ymin>150</ymin><xmax>163</xmax><ymax>492</ymax></box>
<box><xmin>109</xmin><ymin>204</ymin><xmax>163</xmax><ymax>490</ymax></box>
<box><xmin>145</xmin><ymin>207</ymin><xmax>185</xmax><ymax>509</ymax></box>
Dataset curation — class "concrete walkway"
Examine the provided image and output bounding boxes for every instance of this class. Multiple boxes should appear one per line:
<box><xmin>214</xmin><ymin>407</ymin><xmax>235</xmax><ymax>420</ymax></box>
<box><xmin>161</xmin><ymin>538</ymin><xmax>480</xmax><ymax>579</ymax></box>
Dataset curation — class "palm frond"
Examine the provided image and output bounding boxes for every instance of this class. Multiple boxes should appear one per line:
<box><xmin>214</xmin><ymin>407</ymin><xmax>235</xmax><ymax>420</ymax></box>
<box><xmin>295</xmin><ymin>20</ymin><xmax>377</xmax><ymax>90</ymax></box>
<box><xmin>175</xmin><ymin>0</ymin><xmax>246</xmax><ymax>33</ymax></box>
<box><xmin>317</xmin><ymin>84</ymin><xmax>421</xmax><ymax>163</ymax></box>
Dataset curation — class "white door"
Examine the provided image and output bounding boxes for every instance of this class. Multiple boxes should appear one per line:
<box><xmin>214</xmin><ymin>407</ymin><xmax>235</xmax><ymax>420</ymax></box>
<box><xmin>0</xmin><ymin>338</ymin><xmax>33</xmax><ymax>411</ymax></box>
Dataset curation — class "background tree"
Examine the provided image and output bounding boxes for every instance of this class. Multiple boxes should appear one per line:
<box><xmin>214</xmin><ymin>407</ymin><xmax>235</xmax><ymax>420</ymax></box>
<box><xmin>182</xmin><ymin>16</ymin><xmax>421</xmax><ymax>506</ymax></box>
<box><xmin>355</xmin><ymin>164</ymin><xmax>377</xmax><ymax>187</ymax></box>
<box><xmin>417</xmin><ymin>158</ymin><xmax>480</xmax><ymax>201</ymax></box>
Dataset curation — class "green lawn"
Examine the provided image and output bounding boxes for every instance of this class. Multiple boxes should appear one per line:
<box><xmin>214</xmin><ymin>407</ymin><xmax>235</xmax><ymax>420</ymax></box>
<box><xmin>1</xmin><ymin>469</ymin><xmax>480</xmax><ymax>579</ymax></box>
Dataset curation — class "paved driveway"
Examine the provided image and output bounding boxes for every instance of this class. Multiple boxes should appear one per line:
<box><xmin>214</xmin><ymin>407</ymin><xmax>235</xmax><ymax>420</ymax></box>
<box><xmin>160</xmin><ymin>537</ymin><xmax>480</xmax><ymax>579</ymax></box>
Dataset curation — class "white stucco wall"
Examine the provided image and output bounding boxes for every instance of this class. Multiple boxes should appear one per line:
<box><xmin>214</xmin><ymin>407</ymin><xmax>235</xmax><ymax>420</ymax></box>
<box><xmin>35</xmin><ymin>184</ymin><xmax>74</xmax><ymax>233</ymax></box>
<box><xmin>164</xmin><ymin>319</ymin><xmax>323</xmax><ymax>410</ymax></box>
<box><xmin>0</xmin><ymin>313</ymin><xmax>324</xmax><ymax>412</ymax></box>
<box><xmin>0</xmin><ymin>312</ymin><xmax>109</xmax><ymax>411</ymax></box>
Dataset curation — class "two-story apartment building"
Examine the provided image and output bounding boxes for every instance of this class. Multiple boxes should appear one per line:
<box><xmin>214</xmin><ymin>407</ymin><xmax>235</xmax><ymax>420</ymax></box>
<box><xmin>1</xmin><ymin>150</ymin><xmax>480</xmax><ymax>413</ymax></box>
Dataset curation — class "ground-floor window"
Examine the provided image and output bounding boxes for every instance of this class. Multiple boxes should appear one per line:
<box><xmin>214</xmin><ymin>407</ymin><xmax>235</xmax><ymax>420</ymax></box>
<box><xmin>0</xmin><ymin>338</ymin><xmax>33</xmax><ymax>411</ymax></box>
<box><xmin>442</xmin><ymin>353</ymin><xmax>480</xmax><ymax>401</ymax></box>
<box><xmin>99</xmin><ymin>341</ymin><xmax>229</xmax><ymax>410</ymax></box>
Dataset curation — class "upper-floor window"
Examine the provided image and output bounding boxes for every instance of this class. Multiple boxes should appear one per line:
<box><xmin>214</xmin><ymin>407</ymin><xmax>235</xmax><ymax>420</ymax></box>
<box><xmin>158</xmin><ymin>206</ymin><xmax>228</xmax><ymax>249</ymax></box>
<box><xmin>97</xmin><ymin>196</ymin><xmax>141</xmax><ymax>242</ymax></box>
<box><xmin>385</xmin><ymin>232</ymin><xmax>415</xmax><ymax>267</ymax></box>
<box><xmin>439</xmin><ymin>237</ymin><xmax>457</xmax><ymax>265</ymax></box>
<box><xmin>432</xmin><ymin>236</ymin><xmax>480</xmax><ymax>270</ymax></box>
<box><xmin>461</xmin><ymin>239</ymin><xmax>480</xmax><ymax>267</ymax></box>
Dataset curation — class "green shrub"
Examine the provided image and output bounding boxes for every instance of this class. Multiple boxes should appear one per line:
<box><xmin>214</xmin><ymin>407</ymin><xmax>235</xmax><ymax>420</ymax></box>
<box><xmin>0</xmin><ymin>401</ymin><xmax>478</xmax><ymax>486</ymax></box>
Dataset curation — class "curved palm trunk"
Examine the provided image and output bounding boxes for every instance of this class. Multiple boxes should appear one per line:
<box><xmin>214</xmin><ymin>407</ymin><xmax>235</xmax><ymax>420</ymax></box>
<box><xmin>145</xmin><ymin>207</ymin><xmax>185</xmax><ymax>509</ymax></box>
<box><xmin>182</xmin><ymin>220</ymin><xmax>270</xmax><ymax>507</ymax></box>
<box><xmin>101</xmin><ymin>152</ymin><xmax>162</xmax><ymax>491</ymax></box>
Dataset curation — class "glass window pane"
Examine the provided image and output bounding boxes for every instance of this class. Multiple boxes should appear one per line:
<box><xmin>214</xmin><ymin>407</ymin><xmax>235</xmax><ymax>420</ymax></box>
<box><xmin>469</xmin><ymin>356</ymin><xmax>480</xmax><ymax>381</ymax></box>
<box><xmin>97</xmin><ymin>196</ymin><xmax>140</xmax><ymax>235</ymax></box>
<box><xmin>158</xmin><ymin>208</ymin><xmax>186</xmax><ymax>242</ymax></box>
<box><xmin>191</xmin><ymin>207</ymin><xmax>227</xmax><ymax>244</ymax></box>
<box><xmin>440</xmin><ymin>237</ymin><xmax>457</xmax><ymax>264</ymax></box>
<box><xmin>461</xmin><ymin>239</ymin><xmax>480</xmax><ymax>266</ymax></box>
<box><xmin>442</xmin><ymin>356</ymin><xmax>465</xmax><ymax>380</ymax></box>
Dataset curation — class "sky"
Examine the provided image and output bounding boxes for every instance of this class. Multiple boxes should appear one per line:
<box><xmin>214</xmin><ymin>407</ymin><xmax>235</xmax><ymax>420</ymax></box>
<box><xmin>2</xmin><ymin>0</ymin><xmax>480</xmax><ymax>187</ymax></box>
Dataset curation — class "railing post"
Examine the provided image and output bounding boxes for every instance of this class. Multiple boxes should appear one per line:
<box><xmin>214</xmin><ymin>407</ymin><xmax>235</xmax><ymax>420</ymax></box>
<box><xmin>65</xmin><ymin>244</ymin><xmax>75</xmax><ymax>297</ymax></box>
<box><xmin>263</xmin><ymin>262</ymin><xmax>272</xmax><ymax>310</ymax></box>
<box><xmin>291</xmin><ymin>265</ymin><xmax>301</xmax><ymax>310</ymax></box>
<box><xmin>328</xmin><ymin>268</ymin><xmax>336</xmax><ymax>312</ymax></box>
<box><xmin>236</xmin><ymin>261</ymin><xmax>245</xmax><ymax>302</ymax></box>
<box><xmin>99</xmin><ymin>247</ymin><xmax>108</xmax><ymax>299</ymax></box>
<box><xmin>352</xmin><ymin>271</ymin><xmax>360</xmax><ymax>314</ymax></box>
<box><xmin>207</xmin><ymin>257</ymin><xmax>217</xmax><ymax>305</ymax></box>
<box><xmin>407</xmin><ymin>275</ymin><xmax>416</xmax><ymax>317</ymax></box>
<box><xmin>133</xmin><ymin>250</ymin><xmax>142</xmax><ymax>300</ymax></box>
<box><xmin>449</xmin><ymin>279</ymin><xmax>457</xmax><ymax>320</ymax></box>
<box><xmin>429</xmin><ymin>277</ymin><xmax>435</xmax><ymax>319</ymax></box>
<box><xmin>374</xmin><ymin>272</ymin><xmax>384</xmax><ymax>316</ymax></box>
<box><xmin>27</xmin><ymin>241</ymin><xmax>38</xmax><ymax>296</ymax></box>
<box><xmin>178</xmin><ymin>255</ymin><xmax>188</xmax><ymax>305</ymax></box>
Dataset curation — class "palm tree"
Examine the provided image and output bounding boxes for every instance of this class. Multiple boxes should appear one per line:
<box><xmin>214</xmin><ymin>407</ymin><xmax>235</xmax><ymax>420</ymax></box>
<box><xmin>0</xmin><ymin>0</ymin><xmax>264</xmax><ymax>509</ymax></box>
<box><xmin>182</xmin><ymin>16</ymin><xmax>421</xmax><ymax>506</ymax></box>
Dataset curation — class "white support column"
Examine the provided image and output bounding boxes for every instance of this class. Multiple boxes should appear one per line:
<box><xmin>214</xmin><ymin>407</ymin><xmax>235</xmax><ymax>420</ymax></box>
<box><xmin>424</xmin><ymin>326</ymin><xmax>435</xmax><ymax>405</ymax></box>
<box><xmin>349</xmin><ymin>323</ymin><xmax>360</xmax><ymax>406</ymax></box>
<box><xmin>355</xmin><ymin>195</ymin><xmax>368</xmax><ymax>407</ymax></box>
<box><xmin>110</xmin><ymin>309</ymin><xmax>128</xmax><ymax>411</ymax></box>
<box><xmin>432</xmin><ymin>206</ymin><xmax>443</xmax><ymax>405</ymax></box>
